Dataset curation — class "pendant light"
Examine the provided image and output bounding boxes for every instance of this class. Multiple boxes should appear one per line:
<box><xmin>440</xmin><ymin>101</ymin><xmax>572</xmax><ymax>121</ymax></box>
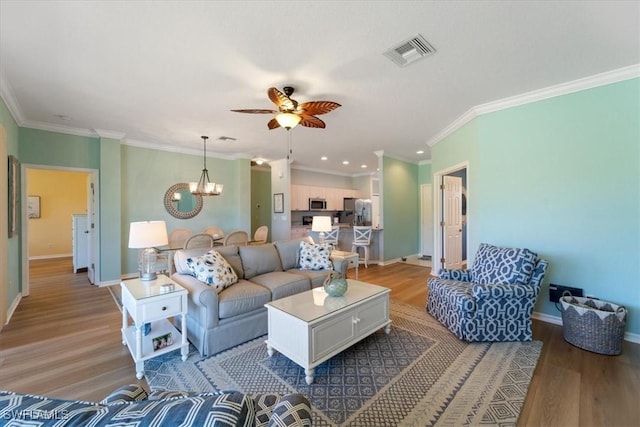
<box><xmin>189</xmin><ymin>136</ymin><xmax>224</xmax><ymax>196</ymax></box>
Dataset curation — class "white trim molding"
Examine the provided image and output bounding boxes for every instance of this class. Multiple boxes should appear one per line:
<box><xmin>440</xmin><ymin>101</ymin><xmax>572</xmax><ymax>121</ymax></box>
<box><xmin>428</xmin><ymin>64</ymin><xmax>640</xmax><ymax>147</ymax></box>
<box><xmin>5</xmin><ymin>293</ymin><xmax>22</xmax><ymax>325</ymax></box>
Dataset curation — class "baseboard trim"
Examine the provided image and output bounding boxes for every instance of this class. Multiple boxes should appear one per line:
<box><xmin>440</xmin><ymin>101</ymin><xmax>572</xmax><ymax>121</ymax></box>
<box><xmin>29</xmin><ymin>253</ymin><xmax>73</xmax><ymax>261</ymax></box>
<box><xmin>5</xmin><ymin>292</ymin><xmax>22</xmax><ymax>325</ymax></box>
<box><xmin>533</xmin><ymin>311</ymin><xmax>639</xmax><ymax>344</ymax></box>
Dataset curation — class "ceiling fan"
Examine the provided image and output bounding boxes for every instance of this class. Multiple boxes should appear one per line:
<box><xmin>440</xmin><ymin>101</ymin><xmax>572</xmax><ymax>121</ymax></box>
<box><xmin>231</xmin><ymin>86</ymin><xmax>341</xmax><ymax>130</ymax></box>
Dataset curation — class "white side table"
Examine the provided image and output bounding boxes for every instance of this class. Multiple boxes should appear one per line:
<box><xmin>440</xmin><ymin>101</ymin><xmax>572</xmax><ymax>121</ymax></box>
<box><xmin>121</xmin><ymin>276</ymin><xmax>188</xmax><ymax>379</ymax></box>
<box><xmin>330</xmin><ymin>250</ymin><xmax>360</xmax><ymax>279</ymax></box>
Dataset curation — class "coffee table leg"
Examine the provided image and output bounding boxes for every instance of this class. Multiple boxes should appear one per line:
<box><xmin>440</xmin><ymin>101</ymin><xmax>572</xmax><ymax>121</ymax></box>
<box><xmin>266</xmin><ymin>343</ymin><xmax>274</xmax><ymax>357</ymax></box>
<box><xmin>305</xmin><ymin>368</ymin><xmax>315</xmax><ymax>385</ymax></box>
<box><xmin>384</xmin><ymin>323</ymin><xmax>391</xmax><ymax>334</ymax></box>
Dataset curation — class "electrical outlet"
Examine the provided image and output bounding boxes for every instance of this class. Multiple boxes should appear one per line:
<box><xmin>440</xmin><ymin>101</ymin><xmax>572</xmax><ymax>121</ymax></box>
<box><xmin>549</xmin><ymin>284</ymin><xmax>583</xmax><ymax>303</ymax></box>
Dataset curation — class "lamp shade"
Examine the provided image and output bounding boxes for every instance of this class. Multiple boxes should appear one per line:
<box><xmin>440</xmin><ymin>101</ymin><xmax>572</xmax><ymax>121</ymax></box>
<box><xmin>311</xmin><ymin>216</ymin><xmax>332</xmax><ymax>233</ymax></box>
<box><xmin>275</xmin><ymin>113</ymin><xmax>302</xmax><ymax>129</ymax></box>
<box><xmin>128</xmin><ymin>221</ymin><xmax>168</xmax><ymax>248</ymax></box>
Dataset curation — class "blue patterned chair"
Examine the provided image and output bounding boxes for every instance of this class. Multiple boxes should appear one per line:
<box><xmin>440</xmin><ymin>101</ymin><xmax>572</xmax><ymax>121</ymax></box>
<box><xmin>0</xmin><ymin>384</ymin><xmax>312</xmax><ymax>426</ymax></box>
<box><xmin>427</xmin><ymin>243</ymin><xmax>548</xmax><ymax>342</ymax></box>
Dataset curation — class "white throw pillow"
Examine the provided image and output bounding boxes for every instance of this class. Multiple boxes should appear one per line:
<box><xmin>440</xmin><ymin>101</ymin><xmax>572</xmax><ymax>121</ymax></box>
<box><xmin>186</xmin><ymin>250</ymin><xmax>238</xmax><ymax>292</ymax></box>
<box><xmin>299</xmin><ymin>241</ymin><xmax>333</xmax><ymax>270</ymax></box>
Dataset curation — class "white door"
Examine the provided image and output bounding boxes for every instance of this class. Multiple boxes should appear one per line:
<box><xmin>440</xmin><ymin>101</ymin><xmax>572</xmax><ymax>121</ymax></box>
<box><xmin>420</xmin><ymin>184</ymin><xmax>434</xmax><ymax>257</ymax></box>
<box><xmin>86</xmin><ymin>175</ymin><xmax>96</xmax><ymax>284</ymax></box>
<box><xmin>442</xmin><ymin>176</ymin><xmax>463</xmax><ymax>269</ymax></box>
<box><xmin>73</xmin><ymin>214</ymin><xmax>89</xmax><ymax>272</ymax></box>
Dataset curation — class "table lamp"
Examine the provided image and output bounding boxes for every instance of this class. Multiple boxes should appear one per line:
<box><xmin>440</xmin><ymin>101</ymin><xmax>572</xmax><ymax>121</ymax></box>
<box><xmin>312</xmin><ymin>216</ymin><xmax>332</xmax><ymax>244</ymax></box>
<box><xmin>128</xmin><ymin>221</ymin><xmax>168</xmax><ymax>281</ymax></box>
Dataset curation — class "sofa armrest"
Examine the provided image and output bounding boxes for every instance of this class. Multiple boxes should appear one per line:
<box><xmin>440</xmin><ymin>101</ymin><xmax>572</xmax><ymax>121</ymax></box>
<box><xmin>253</xmin><ymin>393</ymin><xmax>312</xmax><ymax>427</ymax></box>
<box><xmin>472</xmin><ymin>283</ymin><xmax>538</xmax><ymax>300</ymax></box>
<box><xmin>101</xmin><ymin>384</ymin><xmax>148</xmax><ymax>405</ymax></box>
<box><xmin>438</xmin><ymin>268</ymin><xmax>473</xmax><ymax>281</ymax></box>
<box><xmin>331</xmin><ymin>258</ymin><xmax>348</xmax><ymax>277</ymax></box>
<box><xmin>171</xmin><ymin>273</ymin><xmax>220</xmax><ymax>327</ymax></box>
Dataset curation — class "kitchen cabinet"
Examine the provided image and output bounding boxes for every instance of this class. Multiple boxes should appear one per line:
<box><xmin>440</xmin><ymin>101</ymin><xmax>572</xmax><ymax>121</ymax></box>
<box><xmin>291</xmin><ymin>185</ymin><xmax>360</xmax><ymax>211</ymax></box>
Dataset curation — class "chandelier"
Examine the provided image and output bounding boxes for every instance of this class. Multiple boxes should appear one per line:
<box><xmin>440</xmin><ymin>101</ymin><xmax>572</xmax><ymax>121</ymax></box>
<box><xmin>189</xmin><ymin>136</ymin><xmax>224</xmax><ymax>196</ymax></box>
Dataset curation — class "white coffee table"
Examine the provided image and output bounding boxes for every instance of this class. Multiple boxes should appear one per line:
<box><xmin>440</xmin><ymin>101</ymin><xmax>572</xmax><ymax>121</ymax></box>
<box><xmin>265</xmin><ymin>280</ymin><xmax>391</xmax><ymax>384</ymax></box>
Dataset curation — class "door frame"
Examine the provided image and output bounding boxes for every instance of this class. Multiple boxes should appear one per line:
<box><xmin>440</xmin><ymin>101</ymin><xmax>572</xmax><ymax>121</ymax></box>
<box><xmin>432</xmin><ymin>161</ymin><xmax>469</xmax><ymax>276</ymax></box>
<box><xmin>21</xmin><ymin>164</ymin><xmax>100</xmax><ymax>295</ymax></box>
<box><xmin>420</xmin><ymin>184</ymin><xmax>434</xmax><ymax>257</ymax></box>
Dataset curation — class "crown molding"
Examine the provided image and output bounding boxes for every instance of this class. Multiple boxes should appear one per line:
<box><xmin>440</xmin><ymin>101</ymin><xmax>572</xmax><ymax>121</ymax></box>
<box><xmin>121</xmin><ymin>138</ymin><xmax>245</xmax><ymax>161</ymax></box>
<box><xmin>92</xmin><ymin>129</ymin><xmax>125</xmax><ymax>140</ymax></box>
<box><xmin>21</xmin><ymin>120</ymin><xmax>98</xmax><ymax>138</ymax></box>
<box><xmin>0</xmin><ymin>73</ymin><xmax>25</xmax><ymax>125</ymax></box>
<box><xmin>427</xmin><ymin>64</ymin><xmax>640</xmax><ymax>147</ymax></box>
<box><xmin>418</xmin><ymin>159</ymin><xmax>432</xmax><ymax>165</ymax></box>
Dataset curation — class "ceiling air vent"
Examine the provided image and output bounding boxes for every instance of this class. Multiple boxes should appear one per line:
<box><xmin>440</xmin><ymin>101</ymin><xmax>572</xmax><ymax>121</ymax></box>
<box><xmin>384</xmin><ymin>34</ymin><xmax>436</xmax><ymax>67</ymax></box>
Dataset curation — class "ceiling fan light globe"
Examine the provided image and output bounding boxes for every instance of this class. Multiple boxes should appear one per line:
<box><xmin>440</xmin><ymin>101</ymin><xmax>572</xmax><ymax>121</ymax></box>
<box><xmin>276</xmin><ymin>113</ymin><xmax>301</xmax><ymax>129</ymax></box>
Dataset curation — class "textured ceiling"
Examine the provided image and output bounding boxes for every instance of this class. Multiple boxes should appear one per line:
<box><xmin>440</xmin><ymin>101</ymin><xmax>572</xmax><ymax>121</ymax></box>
<box><xmin>1</xmin><ymin>1</ymin><xmax>638</xmax><ymax>175</ymax></box>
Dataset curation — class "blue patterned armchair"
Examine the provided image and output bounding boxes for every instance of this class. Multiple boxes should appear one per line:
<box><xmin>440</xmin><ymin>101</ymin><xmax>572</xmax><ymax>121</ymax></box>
<box><xmin>427</xmin><ymin>243</ymin><xmax>548</xmax><ymax>342</ymax></box>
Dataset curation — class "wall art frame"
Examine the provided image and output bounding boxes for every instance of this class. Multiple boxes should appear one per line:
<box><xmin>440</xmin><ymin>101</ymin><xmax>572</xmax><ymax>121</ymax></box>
<box><xmin>27</xmin><ymin>195</ymin><xmax>41</xmax><ymax>218</ymax></box>
<box><xmin>273</xmin><ymin>193</ymin><xmax>284</xmax><ymax>213</ymax></box>
<box><xmin>8</xmin><ymin>155</ymin><xmax>18</xmax><ymax>237</ymax></box>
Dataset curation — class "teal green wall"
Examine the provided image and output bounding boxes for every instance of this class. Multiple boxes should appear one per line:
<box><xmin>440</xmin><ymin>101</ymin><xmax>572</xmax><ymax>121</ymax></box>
<box><xmin>418</xmin><ymin>162</ymin><xmax>432</xmax><ymax>184</ymax></box>
<box><xmin>19</xmin><ymin>128</ymin><xmax>99</xmax><ymax>169</ymax></box>
<box><xmin>100</xmin><ymin>137</ymin><xmax>121</xmax><ymax>281</ymax></box>
<box><xmin>1</xmin><ymin>97</ymin><xmax>21</xmax><ymax>313</ymax></box>
<box><xmin>382</xmin><ymin>157</ymin><xmax>419</xmax><ymax>261</ymax></box>
<box><xmin>431</xmin><ymin>78</ymin><xmax>640</xmax><ymax>335</ymax></box>
<box><xmin>120</xmin><ymin>145</ymin><xmax>251</xmax><ymax>274</ymax></box>
<box><xmin>251</xmin><ymin>168</ymin><xmax>272</xmax><ymax>240</ymax></box>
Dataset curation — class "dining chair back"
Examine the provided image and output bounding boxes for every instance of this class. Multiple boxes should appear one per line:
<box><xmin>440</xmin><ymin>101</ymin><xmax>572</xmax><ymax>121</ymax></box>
<box><xmin>168</xmin><ymin>228</ymin><xmax>193</xmax><ymax>248</ymax></box>
<box><xmin>203</xmin><ymin>226</ymin><xmax>224</xmax><ymax>240</ymax></box>
<box><xmin>249</xmin><ymin>225</ymin><xmax>269</xmax><ymax>245</ymax></box>
<box><xmin>223</xmin><ymin>230</ymin><xmax>249</xmax><ymax>246</ymax></box>
<box><xmin>184</xmin><ymin>233</ymin><xmax>216</xmax><ymax>249</ymax></box>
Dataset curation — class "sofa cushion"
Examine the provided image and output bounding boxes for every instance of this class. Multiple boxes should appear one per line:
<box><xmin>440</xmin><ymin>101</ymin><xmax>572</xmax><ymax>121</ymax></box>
<box><xmin>472</xmin><ymin>243</ymin><xmax>537</xmax><ymax>285</ymax></box>
<box><xmin>299</xmin><ymin>241</ymin><xmax>333</xmax><ymax>270</ymax></box>
<box><xmin>249</xmin><ymin>271</ymin><xmax>311</xmax><ymax>300</ymax></box>
<box><xmin>274</xmin><ymin>237</ymin><xmax>312</xmax><ymax>270</ymax></box>
<box><xmin>186</xmin><ymin>250</ymin><xmax>238</xmax><ymax>292</ymax></box>
<box><xmin>239</xmin><ymin>244</ymin><xmax>283</xmax><ymax>279</ymax></box>
<box><xmin>287</xmin><ymin>268</ymin><xmax>330</xmax><ymax>288</ymax></box>
<box><xmin>218</xmin><ymin>279</ymin><xmax>271</xmax><ymax>319</ymax></box>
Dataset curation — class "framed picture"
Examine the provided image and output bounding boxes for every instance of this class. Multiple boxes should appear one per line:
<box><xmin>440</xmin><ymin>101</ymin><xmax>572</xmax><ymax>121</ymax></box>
<box><xmin>27</xmin><ymin>196</ymin><xmax>41</xmax><ymax>218</ymax></box>
<box><xmin>8</xmin><ymin>155</ymin><xmax>18</xmax><ymax>237</ymax></box>
<box><xmin>273</xmin><ymin>193</ymin><xmax>284</xmax><ymax>213</ymax></box>
<box><xmin>152</xmin><ymin>332</ymin><xmax>173</xmax><ymax>351</ymax></box>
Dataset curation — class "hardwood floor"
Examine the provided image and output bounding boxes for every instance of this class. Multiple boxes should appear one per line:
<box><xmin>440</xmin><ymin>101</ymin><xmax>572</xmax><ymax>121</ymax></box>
<box><xmin>1</xmin><ymin>258</ymin><xmax>638</xmax><ymax>426</ymax></box>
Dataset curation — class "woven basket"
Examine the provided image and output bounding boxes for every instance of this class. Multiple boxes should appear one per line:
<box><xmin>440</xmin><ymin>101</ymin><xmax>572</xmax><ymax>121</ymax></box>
<box><xmin>560</xmin><ymin>296</ymin><xmax>626</xmax><ymax>355</ymax></box>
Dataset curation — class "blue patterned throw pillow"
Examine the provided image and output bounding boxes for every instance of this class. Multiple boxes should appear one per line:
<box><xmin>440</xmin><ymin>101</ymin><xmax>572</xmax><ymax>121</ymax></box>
<box><xmin>472</xmin><ymin>243</ymin><xmax>537</xmax><ymax>285</ymax></box>
<box><xmin>299</xmin><ymin>241</ymin><xmax>333</xmax><ymax>270</ymax></box>
<box><xmin>186</xmin><ymin>250</ymin><xmax>238</xmax><ymax>292</ymax></box>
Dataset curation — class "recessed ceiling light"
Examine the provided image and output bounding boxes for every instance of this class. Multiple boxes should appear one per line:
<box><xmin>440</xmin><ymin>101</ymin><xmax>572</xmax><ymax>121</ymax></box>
<box><xmin>416</xmin><ymin>150</ymin><xmax>424</xmax><ymax>154</ymax></box>
<box><xmin>321</xmin><ymin>156</ymin><xmax>328</xmax><ymax>161</ymax></box>
<box><xmin>361</xmin><ymin>164</ymin><xmax>367</xmax><ymax>168</ymax></box>
<box><xmin>342</xmin><ymin>160</ymin><xmax>349</xmax><ymax>165</ymax></box>
<box><xmin>255</xmin><ymin>159</ymin><xmax>264</xmax><ymax>165</ymax></box>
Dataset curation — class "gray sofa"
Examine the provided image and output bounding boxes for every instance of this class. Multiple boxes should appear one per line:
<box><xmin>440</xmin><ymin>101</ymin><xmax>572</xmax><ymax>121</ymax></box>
<box><xmin>171</xmin><ymin>238</ymin><xmax>343</xmax><ymax>356</ymax></box>
<box><xmin>0</xmin><ymin>384</ymin><xmax>311</xmax><ymax>426</ymax></box>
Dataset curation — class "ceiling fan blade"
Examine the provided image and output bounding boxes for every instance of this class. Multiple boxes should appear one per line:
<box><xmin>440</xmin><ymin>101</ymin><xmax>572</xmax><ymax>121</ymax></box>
<box><xmin>299</xmin><ymin>115</ymin><xmax>326</xmax><ymax>129</ymax></box>
<box><xmin>268</xmin><ymin>87</ymin><xmax>296</xmax><ymax>111</ymax></box>
<box><xmin>230</xmin><ymin>109</ymin><xmax>277</xmax><ymax>114</ymax></box>
<box><xmin>267</xmin><ymin>118</ymin><xmax>281</xmax><ymax>130</ymax></box>
<box><xmin>297</xmin><ymin>101</ymin><xmax>341</xmax><ymax>116</ymax></box>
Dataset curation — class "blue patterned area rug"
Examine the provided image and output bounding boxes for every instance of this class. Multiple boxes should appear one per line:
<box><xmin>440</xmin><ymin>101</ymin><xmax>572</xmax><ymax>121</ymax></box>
<box><xmin>145</xmin><ymin>301</ymin><xmax>542</xmax><ymax>426</ymax></box>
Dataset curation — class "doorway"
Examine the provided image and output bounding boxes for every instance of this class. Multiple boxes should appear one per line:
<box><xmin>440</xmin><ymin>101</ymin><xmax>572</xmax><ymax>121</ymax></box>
<box><xmin>433</xmin><ymin>162</ymin><xmax>468</xmax><ymax>273</ymax></box>
<box><xmin>21</xmin><ymin>165</ymin><xmax>100</xmax><ymax>295</ymax></box>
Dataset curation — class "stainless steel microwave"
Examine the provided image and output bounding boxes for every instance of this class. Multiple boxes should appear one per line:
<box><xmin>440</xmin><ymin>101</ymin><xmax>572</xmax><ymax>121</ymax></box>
<box><xmin>309</xmin><ymin>198</ymin><xmax>327</xmax><ymax>210</ymax></box>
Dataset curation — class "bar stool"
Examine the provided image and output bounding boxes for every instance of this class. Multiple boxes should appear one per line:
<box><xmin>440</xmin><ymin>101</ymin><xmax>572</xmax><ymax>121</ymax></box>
<box><xmin>351</xmin><ymin>226</ymin><xmax>372</xmax><ymax>268</ymax></box>
<box><xmin>324</xmin><ymin>225</ymin><xmax>341</xmax><ymax>249</ymax></box>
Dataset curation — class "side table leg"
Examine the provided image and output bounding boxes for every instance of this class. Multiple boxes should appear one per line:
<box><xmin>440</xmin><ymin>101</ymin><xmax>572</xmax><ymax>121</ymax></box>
<box><xmin>121</xmin><ymin>305</ymin><xmax>128</xmax><ymax>345</ymax></box>
<box><xmin>135</xmin><ymin>360</ymin><xmax>144</xmax><ymax>380</ymax></box>
<box><xmin>181</xmin><ymin>313</ymin><xmax>188</xmax><ymax>361</ymax></box>
<box><xmin>304</xmin><ymin>368</ymin><xmax>315</xmax><ymax>385</ymax></box>
<box><xmin>135</xmin><ymin>324</ymin><xmax>144</xmax><ymax>379</ymax></box>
